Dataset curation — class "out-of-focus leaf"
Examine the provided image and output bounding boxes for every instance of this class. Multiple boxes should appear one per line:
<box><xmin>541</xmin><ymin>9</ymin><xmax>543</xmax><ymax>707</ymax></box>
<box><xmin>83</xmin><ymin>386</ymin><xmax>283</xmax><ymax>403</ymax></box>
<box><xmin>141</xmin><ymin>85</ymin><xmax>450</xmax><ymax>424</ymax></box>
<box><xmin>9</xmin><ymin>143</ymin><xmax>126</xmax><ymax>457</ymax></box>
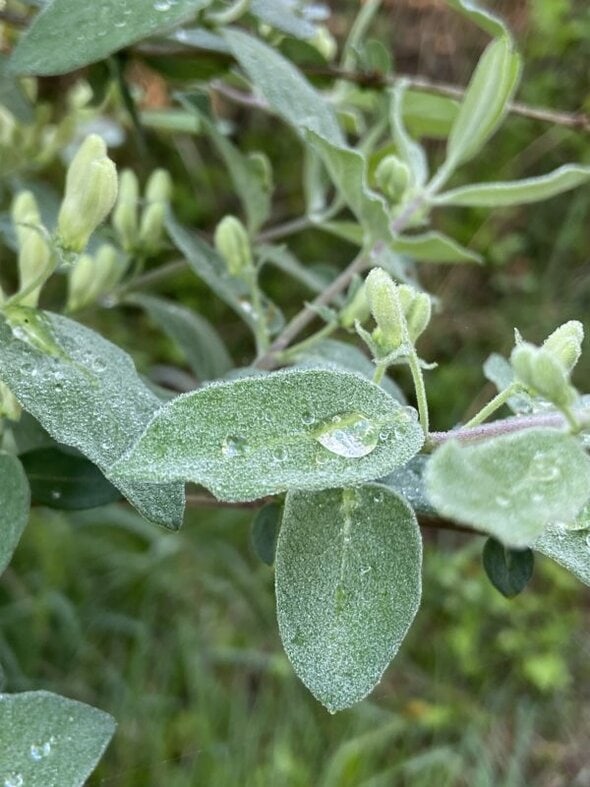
<box><xmin>392</xmin><ymin>232</ymin><xmax>482</xmax><ymax>264</ymax></box>
<box><xmin>0</xmin><ymin>453</ymin><xmax>30</xmax><ymax>576</ymax></box>
<box><xmin>446</xmin><ymin>0</ymin><xmax>510</xmax><ymax>38</ymax></box>
<box><xmin>535</xmin><ymin>525</ymin><xmax>590</xmax><ymax>587</ymax></box>
<box><xmin>390</xmin><ymin>83</ymin><xmax>428</xmax><ymax>187</ymax></box>
<box><xmin>250</xmin><ymin>502</ymin><xmax>282</xmax><ymax>565</ymax></box>
<box><xmin>249</xmin><ymin>0</ymin><xmax>317</xmax><ymax>39</ymax></box>
<box><xmin>483</xmin><ymin>537</ymin><xmax>534</xmax><ymax>598</ymax></box>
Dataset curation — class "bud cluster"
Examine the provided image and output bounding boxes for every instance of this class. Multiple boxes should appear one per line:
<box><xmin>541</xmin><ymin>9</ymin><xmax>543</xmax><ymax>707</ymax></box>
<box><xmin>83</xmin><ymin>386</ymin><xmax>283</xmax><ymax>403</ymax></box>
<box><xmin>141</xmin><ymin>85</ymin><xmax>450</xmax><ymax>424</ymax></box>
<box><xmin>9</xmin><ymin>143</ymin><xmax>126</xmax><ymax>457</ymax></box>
<box><xmin>112</xmin><ymin>168</ymin><xmax>172</xmax><ymax>255</ymax></box>
<box><xmin>67</xmin><ymin>244</ymin><xmax>127</xmax><ymax>312</ymax></box>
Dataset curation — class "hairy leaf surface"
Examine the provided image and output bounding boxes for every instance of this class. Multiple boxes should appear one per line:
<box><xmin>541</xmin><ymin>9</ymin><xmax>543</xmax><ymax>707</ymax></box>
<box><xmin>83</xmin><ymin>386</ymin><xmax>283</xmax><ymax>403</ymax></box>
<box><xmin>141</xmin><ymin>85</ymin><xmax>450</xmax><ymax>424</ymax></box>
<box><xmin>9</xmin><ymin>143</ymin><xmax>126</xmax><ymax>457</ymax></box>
<box><xmin>0</xmin><ymin>453</ymin><xmax>30</xmax><ymax>576</ymax></box>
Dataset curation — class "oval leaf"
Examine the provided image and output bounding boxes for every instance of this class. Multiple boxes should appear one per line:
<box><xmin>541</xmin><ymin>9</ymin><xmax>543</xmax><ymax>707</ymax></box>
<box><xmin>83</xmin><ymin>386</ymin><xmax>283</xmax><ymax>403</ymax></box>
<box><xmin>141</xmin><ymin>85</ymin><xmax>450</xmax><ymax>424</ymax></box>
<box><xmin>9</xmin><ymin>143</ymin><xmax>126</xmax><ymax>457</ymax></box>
<box><xmin>0</xmin><ymin>309</ymin><xmax>184</xmax><ymax>529</ymax></box>
<box><xmin>534</xmin><ymin>525</ymin><xmax>590</xmax><ymax>587</ymax></box>
<box><xmin>20</xmin><ymin>446</ymin><xmax>122</xmax><ymax>510</ymax></box>
<box><xmin>275</xmin><ymin>485</ymin><xmax>422</xmax><ymax>712</ymax></box>
<box><xmin>482</xmin><ymin>537</ymin><xmax>534</xmax><ymax>598</ymax></box>
<box><xmin>392</xmin><ymin>231</ymin><xmax>482</xmax><ymax>264</ymax></box>
<box><xmin>10</xmin><ymin>0</ymin><xmax>210</xmax><ymax>76</ymax></box>
<box><xmin>0</xmin><ymin>454</ymin><xmax>30</xmax><ymax>576</ymax></box>
<box><xmin>113</xmin><ymin>369</ymin><xmax>424</xmax><ymax>502</ymax></box>
<box><xmin>426</xmin><ymin>428</ymin><xmax>590</xmax><ymax>548</ymax></box>
<box><xmin>446</xmin><ymin>36</ymin><xmax>521</xmax><ymax>171</ymax></box>
<box><xmin>0</xmin><ymin>690</ymin><xmax>115</xmax><ymax>786</ymax></box>
<box><xmin>434</xmin><ymin>164</ymin><xmax>590</xmax><ymax>207</ymax></box>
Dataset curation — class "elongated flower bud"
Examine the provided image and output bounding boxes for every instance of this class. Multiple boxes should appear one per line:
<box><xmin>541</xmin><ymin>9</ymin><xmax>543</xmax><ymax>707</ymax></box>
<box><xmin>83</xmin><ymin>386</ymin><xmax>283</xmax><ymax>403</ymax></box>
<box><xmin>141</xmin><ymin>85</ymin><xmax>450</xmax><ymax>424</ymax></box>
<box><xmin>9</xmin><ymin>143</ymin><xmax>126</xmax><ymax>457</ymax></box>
<box><xmin>511</xmin><ymin>343</ymin><xmax>576</xmax><ymax>408</ymax></box>
<box><xmin>112</xmin><ymin>169</ymin><xmax>139</xmax><ymax>252</ymax></box>
<box><xmin>139</xmin><ymin>202</ymin><xmax>166</xmax><ymax>253</ymax></box>
<box><xmin>214</xmin><ymin>215</ymin><xmax>253</xmax><ymax>277</ymax></box>
<box><xmin>67</xmin><ymin>253</ymin><xmax>95</xmax><ymax>312</ymax></box>
<box><xmin>57</xmin><ymin>134</ymin><xmax>118</xmax><ymax>253</ymax></box>
<box><xmin>12</xmin><ymin>191</ymin><xmax>51</xmax><ymax>307</ymax></box>
<box><xmin>543</xmin><ymin>320</ymin><xmax>584</xmax><ymax>373</ymax></box>
<box><xmin>366</xmin><ymin>268</ymin><xmax>402</xmax><ymax>347</ymax></box>
<box><xmin>145</xmin><ymin>168</ymin><xmax>172</xmax><ymax>204</ymax></box>
<box><xmin>398</xmin><ymin>285</ymin><xmax>431</xmax><ymax>343</ymax></box>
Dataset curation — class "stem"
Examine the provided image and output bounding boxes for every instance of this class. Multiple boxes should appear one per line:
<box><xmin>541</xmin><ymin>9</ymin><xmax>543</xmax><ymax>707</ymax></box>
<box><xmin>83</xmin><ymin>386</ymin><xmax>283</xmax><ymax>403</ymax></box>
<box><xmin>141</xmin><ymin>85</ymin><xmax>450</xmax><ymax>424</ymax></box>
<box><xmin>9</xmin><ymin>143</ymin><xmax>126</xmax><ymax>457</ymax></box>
<box><xmin>372</xmin><ymin>363</ymin><xmax>386</xmax><ymax>385</ymax></box>
<box><xmin>4</xmin><ymin>257</ymin><xmax>57</xmax><ymax>308</ymax></box>
<box><xmin>248</xmin><ymin>272</ymin><xmax>269</xmax><ymax>354</ymax></box>
<box><xmin>207</xmin><ymin>0</ymin><xmax>251</xmax><ymax>25</ymax></box>
<box><xmin>341</xmin><ymin>0</ymin><xmax>383</xmax><ymax>71</ymax></box>
<box><xmin>256</xmin><ymin>216</ymin><xmax>314</xmax><ymax>244</ymax></box>
<box><xmin>408</xmin><ymin>349</ymin><xmax>429</xmax><ymax>436</ymax></box>
<box><xmin>280</xmin><ymin>322</ymin><xmax>338</xmax><ymax>362</ymax></box>
<box><xmin>464</xmin><ymin>383</ymin><xmax>520</xmax><ymax>428</ymax></box>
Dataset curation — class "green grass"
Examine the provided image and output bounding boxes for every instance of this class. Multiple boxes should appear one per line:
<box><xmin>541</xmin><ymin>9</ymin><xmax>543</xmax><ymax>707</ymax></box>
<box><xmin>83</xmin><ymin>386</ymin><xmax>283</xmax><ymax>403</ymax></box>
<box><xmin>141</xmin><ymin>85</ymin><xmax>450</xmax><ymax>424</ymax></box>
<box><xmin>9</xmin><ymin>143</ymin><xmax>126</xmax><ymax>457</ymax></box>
<box><xmin>1</xmin><ymin>503</ymin><xmax>589</xmax><ymax>785</ymax></box>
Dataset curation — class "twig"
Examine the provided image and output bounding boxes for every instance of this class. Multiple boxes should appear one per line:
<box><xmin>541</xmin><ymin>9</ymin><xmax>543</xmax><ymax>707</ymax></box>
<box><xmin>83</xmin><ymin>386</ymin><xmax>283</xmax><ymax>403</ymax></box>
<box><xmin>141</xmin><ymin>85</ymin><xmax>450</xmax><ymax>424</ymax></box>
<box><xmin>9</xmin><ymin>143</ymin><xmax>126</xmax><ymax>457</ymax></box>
<box><xmin>428</xmin><ymin>410</ymin><xmax>584</xmax><ymax>445</ymax></box>
<box><xmin>0</xmin><ymin>10</ymin><xmax>28</xmax><ymax>28</ymax></box>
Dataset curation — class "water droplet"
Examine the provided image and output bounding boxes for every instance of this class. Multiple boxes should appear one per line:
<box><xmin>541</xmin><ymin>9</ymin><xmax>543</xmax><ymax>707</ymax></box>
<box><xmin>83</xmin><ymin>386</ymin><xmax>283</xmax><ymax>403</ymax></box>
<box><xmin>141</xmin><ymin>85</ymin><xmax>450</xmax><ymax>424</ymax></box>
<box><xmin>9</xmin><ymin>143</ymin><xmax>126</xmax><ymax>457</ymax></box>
<box><xmin>531</xmin><ymin>492</ymin><xmax>544</xmax><ymax>504</ymax></box>
<box><xmin>114</xmin><ymin>19</ymin><xmax>127</xmax><ymax>27</ymax></box>
<box><xmin>314</xmin><ymin>412</ymin><xmax>379</xmax><ymax>459</ymax></box>
<box><xmin>50</xmin><ymin>490</ymin><xmax>61</xmax><ymax>501</ymax></box>
<box><xmin>301</xmin><ymin>411</ymin><xmax>315</xmax><ymax>426</ymax></box>
<box><xmin>154</xmin><ymin>0</ymin><xmax>172</xmax><ymax>10</ymax></box>
<box><xmin>495</xmin><ymin>495</ymin><xmax>511</xmax><ymax>509</ymax></box>
<box><xmin>4</xmin><ymin>775</ymin><xmax>24</xmax><ymax>787</ymax></box>
<box><xmin>272</xmin><ymin>446</ymin><xmax>287</xmax><ymax>463</ymax></box>
<box><xmin>553</xmin><ymin>522</ymin><xmax>567</xmax><ymax>541</ymax></box>
<box><xmin>378</xmin><ymin>430</ymin><xmax>389</xmax><ymax>442</ymax></box>
<box><xmin>221</xmin><ymin>435</ymin><xmax>248</xmax><ymax>458</ymax></box>
<box><xmin>30</xmin><ymin>740</ymin><xmax>51</xmax><ymax>760</ymax></box>
<box><xmin>91</xmin><ymin>357</ymin><xmax>107</xmax><ymax>373</ymax></box>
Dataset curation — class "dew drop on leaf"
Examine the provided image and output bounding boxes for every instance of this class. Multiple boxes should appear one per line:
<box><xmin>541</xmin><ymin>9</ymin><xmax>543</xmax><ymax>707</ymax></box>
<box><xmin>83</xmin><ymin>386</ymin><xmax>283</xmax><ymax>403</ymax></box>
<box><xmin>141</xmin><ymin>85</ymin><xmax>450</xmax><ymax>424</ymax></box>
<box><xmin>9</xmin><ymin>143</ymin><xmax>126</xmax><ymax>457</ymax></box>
<box><xmin>4</xmin><ymin>775</ymin><xmax>24</xmax><ymax>787</ymax></box>
<box><xmin>313</xmin><ymin>412</ymin><xmax>380</xmax><ymax>459</ymax></box>
<box><xmin>221</xmin><ymin>435</ymin><xmax>248</xmax><ymax>457</ymax></box>
<box><xmin>30</xmin><ymin>740</ymin><xmax>52</xmax><ymax>760</ymax></box>
<box><xmin>495</xmin><ymin>495</ymin><xmax>511</xmax><ymax>508</ymax></box>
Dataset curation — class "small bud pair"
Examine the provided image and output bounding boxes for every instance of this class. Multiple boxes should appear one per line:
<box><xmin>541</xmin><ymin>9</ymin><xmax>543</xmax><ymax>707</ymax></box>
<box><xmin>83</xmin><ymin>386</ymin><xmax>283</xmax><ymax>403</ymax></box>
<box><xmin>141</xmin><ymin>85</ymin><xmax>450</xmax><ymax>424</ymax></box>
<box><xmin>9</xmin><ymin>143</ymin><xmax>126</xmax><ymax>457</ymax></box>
<box><xmin>57</xmin><ymin>134</ymin><xmax>118</xmax><ymax>253</ymax></box>
<box><xmin>375</xmin><ymin>155</ymin><xmax>411</xmax><ymax>203</ymax></box>
<box><xmin>67</xmin><ymin>244</ymin><xmax>125</xmax><ymax>312</ymax></box>
<box><xmin>511</xmin><ymin>343</ymin><xmax>576</xmax><ymax>409</ymax></box>
<box><xmin>113</xmin><ymin>168</ymin><xmax>171</xmax><ymax>254</ymax></box>
<box><xmin>214</xmin><ymin>215</ymin><xmax>253</xmax><ymax>278</ymax></box>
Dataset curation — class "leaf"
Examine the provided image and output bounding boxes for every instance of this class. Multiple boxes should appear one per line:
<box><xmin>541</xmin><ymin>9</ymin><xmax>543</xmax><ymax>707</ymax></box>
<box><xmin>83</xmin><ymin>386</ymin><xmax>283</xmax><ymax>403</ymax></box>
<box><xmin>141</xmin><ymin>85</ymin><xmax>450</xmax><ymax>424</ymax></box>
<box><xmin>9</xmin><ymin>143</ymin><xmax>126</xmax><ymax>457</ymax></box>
<box><xmin>250</xmin><ymin>502</ymin><xmax>282</xmax><ymax>565</ymax></box>
<box><xmin>389</xmin><ymin>83</ymin><xmax>428</xmax><ymax>188</ymax></box>
<box><xmin>20</xmin><ymin>447</ymin><xmax>122</xmax><ymax>510</ymax></box>
<box><xmin>445</xmin><ymin>36</ymin><xmax>521</xmax><ymax>172</ymax></box>
<box><xmin>306</xmin><ymin>130</ymin><xmax>392</xmax><ymax>243</ymax></box>
<box><xmin>0</xmin><ymin>309</ymin><xmax>184</xmax><ymax>529</ymax></box>
<box><xmin>434</xmin><ymin>164</ymin><xmax>590</xmax><ymax>207</ymax></box>
<box><xmin>392</xmin><ymin>231</ymin><xmax>482</xmax><ymax>264</ymax></box>
<box><xmin>483</xmin><ymin>353</ymin><xmax>535</xmax><ymax>414</ymax></box>
<box><xmin>0</xmin><ymin>454</ymin><xmax>30</xmax><ymax>576</ymax></box>
<box><xmin>446</xmin><ymin>0</ymin><xmax>510</xmax><ymax>38</ymax></box>
<box><xmin>275</xmin><ymin>485</ymin><xmax>422</xmax><ymax>712</ymax></box>
<box><xmin>224</xmin><ymin>27</ymin><xmax>344</xmax><ymax>146</ymax></box>
<box><xmin>10</xmin><ymin>0</ymin><xmax>211</xmax><ymax>76</ymax></box>
<box><xmin>112</xmin><ymin>369</ymin><xmax>424</xmax><ymax>502</ymax></box>
<box><xmin>292</xmin><ymin>338</ymin><xmax>405</xmax><ymax>403</ymax></box>
<box><xmin>381</xmin><ymin>454</ymin><xmax>437</xmax><ymax>517</ymax></box>
<box><xmin>249</xmin><ymin>0</ymin><xmax>317</xmax><ymax>39</ymax></box>
<box><xmin>403</xmin><ymin>90</ymin><xmax>459</xmax><ymax>139</ymax></box>
<box><xmin>0</xmin><ymin>690</ymin><xmax>115</xmax><ymax>786</ymax></box>
<box><xmin>534</xmin><ymin>525</ymin><xmax>590</xmax><ymax>587</ymax></box>
<box><xmin>482</xmin><ymin>537</ymin><xmax>534</xmax><ymax>598</ymax></box>
<box><xmin>426</xmin><ymin>429</ymin><xmax>590</xmax><ymax>548</ymax></box>
<box><xmin>165</xmin><ymin>213</ymin><xmax>259</xmax><ymax>332</ymax></box>
<box><xmin>257</xmin><ymin>244</ymin><xmax>329</xmax><ymax>295</ymax></box>
<box><xmin>127</xmin><ymin>293</ymin><xmax>232</xmax><ymax>382</ymax></box>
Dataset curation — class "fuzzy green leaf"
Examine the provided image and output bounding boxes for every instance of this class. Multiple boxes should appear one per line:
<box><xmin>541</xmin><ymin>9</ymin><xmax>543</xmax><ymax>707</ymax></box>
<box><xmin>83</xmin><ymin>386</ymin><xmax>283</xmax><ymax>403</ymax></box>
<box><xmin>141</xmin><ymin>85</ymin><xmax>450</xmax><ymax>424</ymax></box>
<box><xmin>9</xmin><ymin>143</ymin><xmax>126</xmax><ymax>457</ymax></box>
<box><xmin>426</xmin><ymin>429</ymin><xmax>590</xmax><ymax>548</ymax></box>
<box><xmin>20</xmin><ymin>447</ymin><xmax>121</xmax><ymax>510</ymax></box>
<box><xmin>0</xmin><ymin>690</ymin><xmax>115</xmax><ymax>786</ymax></box>
<box><xmin>482</xmin><ymin>537</ymin><xmax>534</xmax><ymax>598</ymax></box>
<box><xmin>381</xmin><ymin>454</ymin><xmax>436</xmax><ymax>517</ymax></box>
<box><xmin>390</xmin><ymin>83</ymin><xmax>428</xmax><ymax>188</ymax></box>
<box><xmin>224</xmin><ymin>28</ymin><xmax>343</xmax><ymax>146</ymax></box>
<box><xmin>128</xmin><ymin>293</ymin><xmax>232</xmax><ymax>382</ymax></box>
<box><xmin>0</xmin><ymin>309</ymin><xmax>184</xmax><ymax>529</ymax></box>
<box><xmin>446</xmin><ymin>0</ymin><xmax>510</xmax><ymax>38</ymax></box>
<box><xmin>10</xmin><ymin>0</ymin><xmax>210</xmax><ymax>75</ymax></box>
<box><xmin>249</xmin><ymin>0</ymin><xmax>316</xmax><ymax>39</ymax></box>
<box><xmin>0</xmin><ymin>453</ymin><xmax>30</xmax><ymax>576</ymax></box>
<box><xmin>275</xmin><ymin>485</ymin><xmax>422</xmax><ymax>712</ymax></box>
<box><xmin>113</xmin><ymin>369</ymin><xmax>424</xmax><ymax>502</ymax></box>
<box><xmin>445</xmin><ymin>36</ymin><xmax>521</xmax><ymax>172</ymax></box>
<box><xmin>392</xmin><ymin>231</ymin><xmax>483</xmax><ymax>264</ymax></box>
<box><xmin>534</xmin><ymin>525</ymin><xmax>590</xmax><ymax>587</ymax></box>
<box><xmin>434</xmin><ymin>164</ymin><xmax>590</xmax><ymax>207</ymax></box>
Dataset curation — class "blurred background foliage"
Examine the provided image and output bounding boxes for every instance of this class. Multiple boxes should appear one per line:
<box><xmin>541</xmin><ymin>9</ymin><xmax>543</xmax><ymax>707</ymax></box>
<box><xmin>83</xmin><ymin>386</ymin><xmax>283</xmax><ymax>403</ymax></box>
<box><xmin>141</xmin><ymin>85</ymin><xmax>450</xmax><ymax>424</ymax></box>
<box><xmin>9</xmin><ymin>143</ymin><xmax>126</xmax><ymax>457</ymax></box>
<box><xmin>1</xmin><ymin>0</ymin><xmax>590</xmax><ymax>784</ymax></box>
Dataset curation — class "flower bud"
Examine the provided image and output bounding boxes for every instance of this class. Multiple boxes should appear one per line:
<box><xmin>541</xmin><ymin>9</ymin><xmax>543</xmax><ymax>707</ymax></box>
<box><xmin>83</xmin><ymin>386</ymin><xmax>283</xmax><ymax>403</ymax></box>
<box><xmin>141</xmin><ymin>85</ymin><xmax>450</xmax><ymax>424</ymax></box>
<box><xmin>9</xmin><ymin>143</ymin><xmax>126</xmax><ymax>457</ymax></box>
<box><xmin>542</xmin><ymin>320</ymin><xmax>583</xmax><ymax>373</ymax></box>
<box><xmin>375</xmin><ymin>155</ymin><xmax>411</xmax><ymax>202</ymax></box>
<box><xmin>112</xmin><ymin>169</ymin><xmax>139</xmax><ymax>252</ymax></box>
<box><xmin>57</xmin><ymin>134</ymin><xmax>118</xmax><ymax>253</ymax></box>
<box><xmin>511</xmin><ymin>343</ymin><xmax>576</xmax><ymax>408</ymax></box>
<box><xmin>0</xmin><ymin>381</ymin><xmax>21</xmax><ymax>422</ymax></box>
<box><xmin>214</xmin><ymin>215</ymin><xmax>252</xmax><ymax>277</ymax></box>
<box><xmin>67</xmin><ymin>253</ymin><xmax>95</xmax><ymax>312</ymax></box>
<box><xmin>247</xmin><ymin>152</ymin><xmax>273</xmax><ymax>192</ymax></box>
<box><xmin>145</xmin><ymin>168</ymin><xmax>172</xmax><ymax>204</ymax></box>
<box><xmin>12</xmin><ymin>191</ymin><xmax>51</xmax><ymax>307</ymax></box>
<box><xmin>340</xmin><ymin>282</ymin><xmax>369</xmax><ymax>328</ymax></box>
<box><xmin>365</xmin><ymin>267</ymin><xmax>403</xmax><ymax>350</ymax></box>
<box><xmin>311</xmin><ymin>26</ymin><xmax>338</xmax><ymax>61</ymax></box>
<box><xmin>138</xmin><ymin>202</ymin><xmax>166</xmax><ymax>253</ymax></box>
<box><xmin>400</xmin><ymin>287</ymin><xmax>432</xmax><ymax>343</ymax></box>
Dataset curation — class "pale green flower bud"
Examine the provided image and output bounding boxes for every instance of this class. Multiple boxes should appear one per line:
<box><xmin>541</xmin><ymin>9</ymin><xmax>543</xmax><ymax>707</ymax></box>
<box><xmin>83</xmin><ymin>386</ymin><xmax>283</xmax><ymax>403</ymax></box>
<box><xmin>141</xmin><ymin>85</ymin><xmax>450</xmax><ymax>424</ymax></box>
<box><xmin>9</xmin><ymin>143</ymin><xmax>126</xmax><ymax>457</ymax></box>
<box><xmin>145</xmin><ymin>168</ymin><xmax>172</xmax><ymax>204</ymax></box>
<box><xmin>0</xmin><ymin>381</ymin><xmax>21</xmax><ymax>422</ymax></box>
<box><xmin>67</xmin><ymin>253</ymin><xmax>95</xmax><ymax>311</ymax></box>
<box><xmin>247</xmin><ymin>151</ymin><xmax>273</xmax><ymax>192</ymax></box>
<box><xmin>214</xmin><ymin>215</ymin><xmax>253</xmax><ymax>277</ymax></box>
<box><xmin>542</xmin><ymin>320</ymin><xmax>583</xmax><ymax>373</ymax></box>
<box><xmin>0</xmin><ymin>107</ymin><xmax>16</xmax><ymax>147</ymax></box>
<box><xmin>311</xmin><ymin>26</ymin><xmax>338</xmax><ymax>61</ymax></box>
<box><xmin>112</xmin><ymin>169</ymin><xmax>139</xmax><ymax>252</ymax></box>
<box><xmin>67</xmin><ymin>80</ymin><xmax>93</xmax><ymax>110</ymax></box>
<box><xmin>366</xmin><ymin>267</ymin><xmax>403</xmax><ymax>350</ymax></box>
<box><xmin>94</xmin><ymin>243</ymin><xmax>126</xmax><ymax>293</ymax></box>
<box><xmin>375</xmin><ymin>155</ymin><xmax>411</xmax><ymax>202</ymax></box>
<box><xmin>139</xmin><ymin>202</ymin><xmax>166</xmax><ymax>253</ymax></box>
<box><xmin>12</xmin><ymin>191</ymin><xmax>51</xmax><ymax>308</ymax></box>
<box><xmin>340</xmin><ymin>283</ymin><xmax>370</xmax><ymax>328</ymax></box>
<box><xmin>57</xmin><ymin>134</ymin><xmax>118</xmax><ymax>253</ymax></box>
<box><xmin>403</xmin><ymin>289</ymin><xmax>432</xmax><ymax>343</ymax></box>
<box><xmin>511</xmin><ymin>343</ymin><xmax>576</xmax><ymax>408</ymax></box>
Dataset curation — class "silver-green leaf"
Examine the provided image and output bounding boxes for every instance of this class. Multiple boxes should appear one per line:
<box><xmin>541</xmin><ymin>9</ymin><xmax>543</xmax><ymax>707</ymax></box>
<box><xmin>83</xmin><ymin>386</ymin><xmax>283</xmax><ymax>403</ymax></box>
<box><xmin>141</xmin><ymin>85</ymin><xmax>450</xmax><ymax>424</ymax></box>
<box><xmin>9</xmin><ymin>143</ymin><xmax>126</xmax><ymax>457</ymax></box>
<box><xmin>434</xmin><ymin>164</ymin><xmax>590</xmax><ymax>207</ymax></box>
<box><xmin>113</xmin><ymin>369</ymin><xmax>424</xmax><ymax>502</ymax></box>
<box><xmin>224</xmin><ymin>28</ymin><xmax>343</xmax><ymax>146</ymax></box>
<box><xmin>426</xmin><ymin>429</ymin><xmax>590</xmax><ymax>548</ymax></box>
<box><xmin>275</xmin><ymin>485</ymin><xmax>422</xmax><ymax>712</ymax></box>
<box><xmin>0</xmin><ymin>690</ymin><xmax>115</xmax><ymax>786</ymax></box>
<box><xmin>0</xmin><ymin>453</ymin><xmax>30</xmax><ymax>576</ymax></box>
<box><xmin>10</xmin><ymin>0</ymin><xmax>210</xmax><ymax>76</ymax></box>
<box><xmin>392</xmin><ymin>231</ymin><xmax>483</xmax><ymax>264</ymax></box>
<box><xmin>0</xmin><ymin>309</ymin><xmax>184</xmax><ymax>529</ymax></box>
<box><xmin>444</xmin><ymin>36</ymin><xmax>521</xmax><ymax>173</ymax></box>
<box><xmin>534</xmin><ymin>525</ymin><xmax>590</xmax><ymax>587</ymax></box>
